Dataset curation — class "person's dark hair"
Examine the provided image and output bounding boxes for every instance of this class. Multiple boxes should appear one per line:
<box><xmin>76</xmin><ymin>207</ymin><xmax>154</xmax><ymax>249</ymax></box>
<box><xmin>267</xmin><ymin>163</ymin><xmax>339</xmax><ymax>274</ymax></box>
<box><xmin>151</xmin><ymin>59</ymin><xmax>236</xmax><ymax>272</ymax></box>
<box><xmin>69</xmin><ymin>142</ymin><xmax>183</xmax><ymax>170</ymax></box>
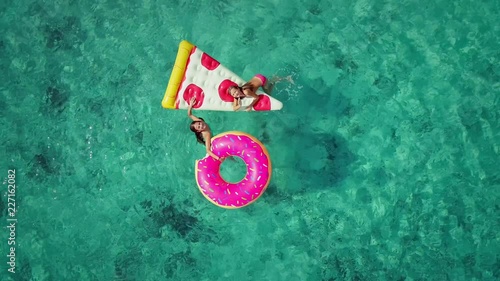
<box><xmin>190</xmin><ymin>118</ymin><xmax>205</xmax><ymax>144</ymax></box>
<box><xmin>227</xmin><ymin>84</ymin><xmax>253</xmax><ymax>98</ymax></box>
<box><xmin>227</xmin><ymin>86</ymin><xmax>241</xmax><ymax>97</ymax></box>
<box><xmin>227</xmin><ymin>86</ymin><xmax>236</xmax><ymax>92</ymax></box>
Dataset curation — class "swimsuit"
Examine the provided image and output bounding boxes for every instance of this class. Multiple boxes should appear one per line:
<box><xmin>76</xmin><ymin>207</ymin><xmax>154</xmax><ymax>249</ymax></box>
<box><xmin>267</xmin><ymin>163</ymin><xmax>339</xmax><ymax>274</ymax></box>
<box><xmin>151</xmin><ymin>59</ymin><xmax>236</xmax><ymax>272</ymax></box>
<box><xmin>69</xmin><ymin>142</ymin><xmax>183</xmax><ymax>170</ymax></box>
<box><xmin>254</xmin><ymin>74</ymin><xmax>267</xmax><ymax>86</ymax></box>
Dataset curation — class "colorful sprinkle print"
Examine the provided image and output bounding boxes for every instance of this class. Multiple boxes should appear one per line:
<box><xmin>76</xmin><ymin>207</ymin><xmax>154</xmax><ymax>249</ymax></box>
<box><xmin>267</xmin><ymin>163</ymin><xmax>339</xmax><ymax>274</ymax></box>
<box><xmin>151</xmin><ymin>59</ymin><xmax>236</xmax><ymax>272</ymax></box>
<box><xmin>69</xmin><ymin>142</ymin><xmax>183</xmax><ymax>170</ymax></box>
<box><xmin>195</xmin><ymin>131</ymin><xmax>271</xmax><ymax>209</ymax></box>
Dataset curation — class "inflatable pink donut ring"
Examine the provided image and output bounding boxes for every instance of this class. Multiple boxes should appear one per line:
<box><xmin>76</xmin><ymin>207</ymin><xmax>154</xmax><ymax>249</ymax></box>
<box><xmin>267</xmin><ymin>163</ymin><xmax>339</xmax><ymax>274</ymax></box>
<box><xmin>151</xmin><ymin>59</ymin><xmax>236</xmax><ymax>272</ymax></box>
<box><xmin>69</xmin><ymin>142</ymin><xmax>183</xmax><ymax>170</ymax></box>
<box><xmin>195</xmin><ymin>131</ymin><xmax>272</xmax><ymax>209</ymax></box>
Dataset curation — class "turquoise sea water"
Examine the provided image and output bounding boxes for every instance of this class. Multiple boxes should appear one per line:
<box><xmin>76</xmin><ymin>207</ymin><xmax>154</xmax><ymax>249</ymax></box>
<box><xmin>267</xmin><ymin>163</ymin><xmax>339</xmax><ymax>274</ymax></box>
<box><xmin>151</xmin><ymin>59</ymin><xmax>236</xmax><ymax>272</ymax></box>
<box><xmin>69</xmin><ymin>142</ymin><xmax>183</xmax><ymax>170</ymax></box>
<box><xmin>1</xmin><ymin>0</ymin><xmax>499</xmax><ymax>280</ymax></box>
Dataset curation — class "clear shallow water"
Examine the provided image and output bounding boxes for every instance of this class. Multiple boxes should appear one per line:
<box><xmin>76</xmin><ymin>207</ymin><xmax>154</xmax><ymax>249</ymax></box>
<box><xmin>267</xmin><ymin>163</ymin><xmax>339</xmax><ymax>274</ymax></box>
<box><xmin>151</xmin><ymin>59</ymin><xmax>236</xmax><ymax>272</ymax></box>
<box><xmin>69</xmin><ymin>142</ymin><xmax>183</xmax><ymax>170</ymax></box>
<box><xmin>0</xmin><ymin>0</ymin><xmax>499</xmax><ymax>280</ymax></box>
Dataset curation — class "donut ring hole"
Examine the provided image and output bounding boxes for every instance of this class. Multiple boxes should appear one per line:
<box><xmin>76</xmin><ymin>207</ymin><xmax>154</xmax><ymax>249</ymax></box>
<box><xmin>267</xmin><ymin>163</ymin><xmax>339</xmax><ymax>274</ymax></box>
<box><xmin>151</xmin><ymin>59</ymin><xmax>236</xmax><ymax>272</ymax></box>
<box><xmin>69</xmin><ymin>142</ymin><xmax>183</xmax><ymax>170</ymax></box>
<box><xmin>219</xmin><ymin>156</ymin><xmax>247</xmax><ymax>183</ymax></box>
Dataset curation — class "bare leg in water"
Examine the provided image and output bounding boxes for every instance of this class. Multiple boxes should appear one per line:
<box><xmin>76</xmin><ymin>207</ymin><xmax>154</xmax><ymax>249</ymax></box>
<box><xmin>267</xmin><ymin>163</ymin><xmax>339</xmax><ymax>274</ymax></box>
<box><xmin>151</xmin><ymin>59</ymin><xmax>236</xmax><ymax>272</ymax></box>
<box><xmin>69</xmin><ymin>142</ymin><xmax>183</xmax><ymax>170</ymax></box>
<box><xmin>262</xmin><ymin>75</ymin><xmax>294</xmax><ymax>95</ymax></box>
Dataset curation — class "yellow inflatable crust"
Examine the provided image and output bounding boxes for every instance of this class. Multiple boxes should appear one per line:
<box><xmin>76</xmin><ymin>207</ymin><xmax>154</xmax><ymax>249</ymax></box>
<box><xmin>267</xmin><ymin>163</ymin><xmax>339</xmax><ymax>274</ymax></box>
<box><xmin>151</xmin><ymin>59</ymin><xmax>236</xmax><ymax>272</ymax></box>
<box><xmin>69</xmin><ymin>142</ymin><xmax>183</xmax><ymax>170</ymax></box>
<box><xmin>162</xmin><ymin>40</ymin><xmax>194</xmax><ymax>109</ymax></box>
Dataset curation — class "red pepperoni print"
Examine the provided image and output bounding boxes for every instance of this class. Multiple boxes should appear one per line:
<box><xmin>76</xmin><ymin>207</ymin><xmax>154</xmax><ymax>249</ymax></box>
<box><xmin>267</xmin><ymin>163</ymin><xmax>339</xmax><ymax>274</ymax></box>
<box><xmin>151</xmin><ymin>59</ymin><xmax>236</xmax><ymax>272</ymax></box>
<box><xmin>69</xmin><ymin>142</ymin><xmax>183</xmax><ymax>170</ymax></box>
<box><xmin>201</xmin><ymin>53</ymin><xmax>220</xmax><ymax>70</ymax></box>
<box><xmin>218</xmin><ymin>79</ymin><xmax>238</xmax><ymax>102</ymax></box>
<box><xmin>253</xmin><ymin>95</ymin><xmax>271</xmax><ymax>111</ymax></box>
<box><xmin>183</xmin><ymin>84</ymin><xmax>204</xmax><ymax>108</ymax></box>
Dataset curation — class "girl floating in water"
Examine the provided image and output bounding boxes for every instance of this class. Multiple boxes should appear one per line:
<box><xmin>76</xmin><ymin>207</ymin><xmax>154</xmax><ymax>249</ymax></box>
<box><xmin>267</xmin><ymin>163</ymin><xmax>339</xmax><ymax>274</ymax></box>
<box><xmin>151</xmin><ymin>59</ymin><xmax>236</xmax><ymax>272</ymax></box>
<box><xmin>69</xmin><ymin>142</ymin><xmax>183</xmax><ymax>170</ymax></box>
<box><xmin>187</xmin><ymin>97</ymin><xmax>224</xmax><ymax>161</ymax></box>
<box><xmin>227</xmin><ymin>74</ymin><xmax>291</xmax><ymax>111</ymax></box>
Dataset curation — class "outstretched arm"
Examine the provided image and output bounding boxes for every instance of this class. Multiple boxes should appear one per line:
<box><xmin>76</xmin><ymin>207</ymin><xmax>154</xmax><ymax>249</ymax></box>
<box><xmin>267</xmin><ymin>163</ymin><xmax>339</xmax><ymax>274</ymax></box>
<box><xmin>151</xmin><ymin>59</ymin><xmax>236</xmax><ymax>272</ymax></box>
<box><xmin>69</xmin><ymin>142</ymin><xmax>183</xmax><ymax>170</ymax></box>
<box><xmin>203</xmin><ymin>131</ymin><xmax>221</xmax><ymax>161</ymax></box>
<box><xmin>187</xmin><ymin>97</ymin><xmax>202</xmax><ymax>121</ymax></box>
